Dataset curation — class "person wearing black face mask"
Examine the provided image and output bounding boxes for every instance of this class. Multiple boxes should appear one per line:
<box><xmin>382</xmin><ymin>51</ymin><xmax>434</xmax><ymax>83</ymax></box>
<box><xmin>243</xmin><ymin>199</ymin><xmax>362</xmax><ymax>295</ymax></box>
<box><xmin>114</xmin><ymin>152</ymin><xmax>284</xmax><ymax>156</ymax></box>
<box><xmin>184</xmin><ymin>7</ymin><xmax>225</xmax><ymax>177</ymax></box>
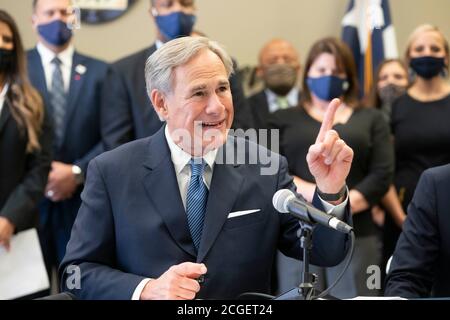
<box><xmin>248</xmin><ymin>39</ymin><xmax>301</xmax><ymax>132</ymax></box>
<box><xmin>385</xmin><ymin>24</ymin><xmax>450</xmax><ymax>275</ymax></box>
<box><xmin>101</xmin><ymin>0</ymin><xmax>253</xmax><ymax>152</ymax></box>
<box><xmin>27</xmin><ymin>0</ymin><xmax>109</xmax><ymax>286</ymax></box>
<box><xmin>0</xmin><ymin>10</ymin><xmax>52</xmax><ymax>297</ymax></box>
<box><xmin>270</xmin><ymin>37</ymin><xmax>394</xmax><ymax>298</ymax></box>
<box><xmin>0</xmin><ymin>47</ymin><xmax>14</xmax><ymax>74</ymax></box>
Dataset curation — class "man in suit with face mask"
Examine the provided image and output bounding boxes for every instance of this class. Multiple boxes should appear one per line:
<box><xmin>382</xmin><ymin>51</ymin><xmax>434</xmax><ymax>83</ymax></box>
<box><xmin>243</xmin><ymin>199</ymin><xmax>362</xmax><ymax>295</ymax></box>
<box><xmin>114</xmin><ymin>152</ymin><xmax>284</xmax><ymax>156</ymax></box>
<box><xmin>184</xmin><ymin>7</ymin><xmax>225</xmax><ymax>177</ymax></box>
<box><xmin>27</xmin><ymin>0</ymin><xmax>108</xmax><ymax>278</ymax></box>
<box><xmin>101</xmin><ymin>0</ymin><xmax>253</xmax><ymax>151</ymax></box>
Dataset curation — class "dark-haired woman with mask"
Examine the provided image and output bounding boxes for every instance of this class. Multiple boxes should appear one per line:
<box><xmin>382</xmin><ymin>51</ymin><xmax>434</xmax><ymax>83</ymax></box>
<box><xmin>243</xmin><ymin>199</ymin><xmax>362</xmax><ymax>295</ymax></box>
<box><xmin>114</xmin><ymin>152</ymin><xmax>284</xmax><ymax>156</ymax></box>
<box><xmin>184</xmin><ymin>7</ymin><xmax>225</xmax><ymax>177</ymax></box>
<box><xmin>385</xmin><ymin>24</ymin><xmax>450</xmax><ymax>268</ymax></box>
<box><xmin>366</xmin><ymin>59</ymin><xmax>409</xmax><ymax>275</ymax></box>
<box><xmin>0</xmin><ymin>10</ymin><xmax>52</xmax><ymax>251</ymax></box>
<box><xmin>270</xmin><ymin>37</ymin><xmax>394</xmax><ymax>298</ymax></box>
<box><xmin>368</xmin><ymin>59</ymin><xmax>409</xmax><ymax>122</ymax></box>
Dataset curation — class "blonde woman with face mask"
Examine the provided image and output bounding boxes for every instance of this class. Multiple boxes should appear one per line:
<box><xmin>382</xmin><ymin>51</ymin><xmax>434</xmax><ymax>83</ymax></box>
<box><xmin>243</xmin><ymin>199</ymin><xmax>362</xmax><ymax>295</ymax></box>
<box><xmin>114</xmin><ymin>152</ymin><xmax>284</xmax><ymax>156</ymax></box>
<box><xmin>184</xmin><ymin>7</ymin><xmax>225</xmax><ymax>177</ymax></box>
<box><xmin>384</xmin><ymin>24</ymin><xmax>450</xmax><ymax>275</ymax></box>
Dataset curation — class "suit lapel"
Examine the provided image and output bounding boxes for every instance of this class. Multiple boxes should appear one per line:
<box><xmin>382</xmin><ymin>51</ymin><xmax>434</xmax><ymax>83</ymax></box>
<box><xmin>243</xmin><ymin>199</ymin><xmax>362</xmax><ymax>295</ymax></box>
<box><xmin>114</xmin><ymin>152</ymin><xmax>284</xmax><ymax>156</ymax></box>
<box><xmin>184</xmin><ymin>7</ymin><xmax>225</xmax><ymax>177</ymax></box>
<box><xmin>197</xmin><ymin>138</ymin><xmax>245</xmax><ymax>262</ymax></box>
<box><xmin>259</xmin><ymin>92</ymin><xmax>271</xmax><ymax>127</ymax></box>
<box><xmin>28</xmin><ymin>49</ymin><xmax>50</xmax><ymax>107</ymax></box>
<box><xmin>61</xmin><ymin>52</ymin><xmax>84</xmax><ymax>143</ymax></box>
<box><xmin>141</xmin><ymin>127</ymin><xmax>197</xmax><ymax>258</ymax></box>
<box><xmin>0</xmin><ymin>101</ymin><xmax>11</xmax><ymax>134</ymax></box>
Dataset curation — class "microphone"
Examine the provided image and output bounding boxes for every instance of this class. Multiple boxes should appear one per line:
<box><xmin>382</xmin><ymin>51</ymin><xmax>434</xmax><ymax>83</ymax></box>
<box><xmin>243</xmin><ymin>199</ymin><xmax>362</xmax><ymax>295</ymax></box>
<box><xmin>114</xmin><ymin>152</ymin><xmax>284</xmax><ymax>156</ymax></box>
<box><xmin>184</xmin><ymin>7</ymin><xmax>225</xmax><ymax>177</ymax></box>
<box><xmin>273</xmin><ymin>189</ymin><xmax>353</xmax><ymax>234</ymax></box>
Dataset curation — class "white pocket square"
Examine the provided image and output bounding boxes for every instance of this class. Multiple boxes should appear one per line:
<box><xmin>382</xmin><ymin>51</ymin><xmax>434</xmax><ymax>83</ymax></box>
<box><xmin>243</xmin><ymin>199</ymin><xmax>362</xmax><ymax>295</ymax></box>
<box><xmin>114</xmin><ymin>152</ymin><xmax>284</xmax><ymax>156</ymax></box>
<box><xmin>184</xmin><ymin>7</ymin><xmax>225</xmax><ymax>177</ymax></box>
<box><xmin>227</xmin><ymin>209</ymin><xmax>261</xmax><ymax>219</ymax></box>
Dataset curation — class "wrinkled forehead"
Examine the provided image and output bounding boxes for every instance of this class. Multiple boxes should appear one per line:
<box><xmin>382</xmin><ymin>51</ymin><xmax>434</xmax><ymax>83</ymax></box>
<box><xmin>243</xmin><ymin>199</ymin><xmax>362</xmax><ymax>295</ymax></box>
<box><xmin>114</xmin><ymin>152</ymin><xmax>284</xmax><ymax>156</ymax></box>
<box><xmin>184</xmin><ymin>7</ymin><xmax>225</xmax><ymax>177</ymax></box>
<box><xmin>178</xmin><ymin>50</ymin><xmax>227</xmax><ymax>77</ymax></box>
<box><xmin>171</xmin><ymin>50</ymin><xmax>228</xmax><ymax>89</ymax></box>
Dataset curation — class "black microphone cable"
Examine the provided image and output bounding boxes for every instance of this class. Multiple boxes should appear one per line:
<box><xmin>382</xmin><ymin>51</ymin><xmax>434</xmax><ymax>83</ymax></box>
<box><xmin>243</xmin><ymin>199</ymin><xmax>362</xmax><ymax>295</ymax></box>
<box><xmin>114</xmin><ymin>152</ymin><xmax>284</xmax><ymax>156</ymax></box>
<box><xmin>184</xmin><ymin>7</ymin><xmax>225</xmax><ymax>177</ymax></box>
<box><xmin>311</xmin><ymin>229</ymin><xmax>355</xmax><ymax>300</ymax></box>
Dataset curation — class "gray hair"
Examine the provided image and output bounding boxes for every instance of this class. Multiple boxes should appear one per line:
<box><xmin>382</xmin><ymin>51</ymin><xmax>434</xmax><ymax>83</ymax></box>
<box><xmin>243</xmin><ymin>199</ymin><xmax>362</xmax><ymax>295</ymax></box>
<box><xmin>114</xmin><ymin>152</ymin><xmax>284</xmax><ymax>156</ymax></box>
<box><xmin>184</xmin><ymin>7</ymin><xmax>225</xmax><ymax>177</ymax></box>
<box><xmin>145</xmin><ymin>36</ymin><xmax>234</xmax><ymax>95</ymax></box>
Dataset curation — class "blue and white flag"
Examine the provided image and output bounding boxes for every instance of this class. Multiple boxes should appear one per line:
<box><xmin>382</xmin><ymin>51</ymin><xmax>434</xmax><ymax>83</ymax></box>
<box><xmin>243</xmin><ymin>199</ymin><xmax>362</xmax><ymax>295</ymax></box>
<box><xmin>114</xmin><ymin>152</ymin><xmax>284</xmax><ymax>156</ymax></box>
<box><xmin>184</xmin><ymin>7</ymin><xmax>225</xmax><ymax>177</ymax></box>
<box><xmin>342</xmin><ymin>0</ymin><xmax>398</xmax><ymax>97</ymax></box>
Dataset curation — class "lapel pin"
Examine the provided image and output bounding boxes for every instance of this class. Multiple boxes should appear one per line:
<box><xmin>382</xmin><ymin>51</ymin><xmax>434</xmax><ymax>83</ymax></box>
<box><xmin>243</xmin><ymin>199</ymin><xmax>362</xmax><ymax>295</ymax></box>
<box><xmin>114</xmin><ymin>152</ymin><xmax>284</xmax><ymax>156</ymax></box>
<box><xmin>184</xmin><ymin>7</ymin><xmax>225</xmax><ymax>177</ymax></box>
<box><xmin>75</xmin><ymin>64</ymin><xmax>87</xmax><ymax>75</ymax></box>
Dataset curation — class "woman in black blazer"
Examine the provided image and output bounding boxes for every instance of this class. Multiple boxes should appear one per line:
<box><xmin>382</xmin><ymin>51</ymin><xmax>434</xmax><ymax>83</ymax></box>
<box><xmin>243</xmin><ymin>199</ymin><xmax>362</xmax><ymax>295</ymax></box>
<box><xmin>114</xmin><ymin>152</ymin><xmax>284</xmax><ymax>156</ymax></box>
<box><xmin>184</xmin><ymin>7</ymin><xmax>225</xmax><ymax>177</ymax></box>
<box><xmin>0</xmin><ymin>10</ymin><xmax>52</xmax><ymax>250</ymax></box>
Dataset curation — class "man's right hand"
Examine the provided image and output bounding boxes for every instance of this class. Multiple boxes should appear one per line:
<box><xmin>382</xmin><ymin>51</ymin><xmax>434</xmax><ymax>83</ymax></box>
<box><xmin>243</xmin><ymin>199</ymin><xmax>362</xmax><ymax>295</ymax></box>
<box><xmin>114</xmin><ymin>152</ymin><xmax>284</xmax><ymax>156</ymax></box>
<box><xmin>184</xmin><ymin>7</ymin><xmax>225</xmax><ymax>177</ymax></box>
<box><xmin>0</xmin><ymin>217</ymin><xmax>14</xmax><ymax>251</ymax></box>
<box><xmin>140</xmin><ymin>262</ymin><xmax>207</xmax><ymax>300</ymax></box>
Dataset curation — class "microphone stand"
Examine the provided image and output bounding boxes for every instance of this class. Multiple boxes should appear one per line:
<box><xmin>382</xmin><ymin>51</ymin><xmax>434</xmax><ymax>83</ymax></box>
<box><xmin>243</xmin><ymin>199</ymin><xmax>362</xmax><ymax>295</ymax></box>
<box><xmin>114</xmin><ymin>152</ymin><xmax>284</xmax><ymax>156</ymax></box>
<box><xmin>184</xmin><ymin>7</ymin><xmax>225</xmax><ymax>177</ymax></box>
<box><xmin>274</xmin><ymin>221</ymin><xmax>318</xmax><ymax>300</ymax></box>
<box><xmin>275</xmin><ymin>221</ymin><xmax>317</xmax><ymax>300</ymax></box>
<box><xmin>297</xmin><ymin>222</ymin><xmax>317</xmax><ymax>300</ymax></box>
<box><xmin>237</xmin><ymin>221</ymin><xmax>318</xmax><ymax>301</ymax></box>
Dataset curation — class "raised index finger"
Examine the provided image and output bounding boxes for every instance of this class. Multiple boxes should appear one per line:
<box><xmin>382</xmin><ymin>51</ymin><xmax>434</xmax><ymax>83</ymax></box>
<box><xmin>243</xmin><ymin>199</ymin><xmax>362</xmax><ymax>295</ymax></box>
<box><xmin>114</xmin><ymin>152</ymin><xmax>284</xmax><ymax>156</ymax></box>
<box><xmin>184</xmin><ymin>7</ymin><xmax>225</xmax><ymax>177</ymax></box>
<box><xmin>315</xmin><ymin>98</ymin><xmax>341</xmax><ymax>143</ymax></box>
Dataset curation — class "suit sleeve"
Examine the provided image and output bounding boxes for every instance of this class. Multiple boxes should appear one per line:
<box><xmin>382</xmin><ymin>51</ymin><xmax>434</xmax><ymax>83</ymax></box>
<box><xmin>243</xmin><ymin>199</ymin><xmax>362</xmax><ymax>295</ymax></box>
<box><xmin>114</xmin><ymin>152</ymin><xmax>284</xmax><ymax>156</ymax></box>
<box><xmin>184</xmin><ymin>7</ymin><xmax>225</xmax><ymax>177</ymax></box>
<box><xmin>59</xmin><ymin>158</ymin><xmax>145</xmax><ymax>300</ymax></box>
<box><xmin>100</xmin><ymin>65</ymin><xmax>135</xmax><ymax>151</ymax></box>
<box><xmin>276</xmin><ymin>155</ymin><xmax>352</xmax><ymax>267</ymax></box>
<box><xmin>353</xmin><ymin>110</ymin><xmax>394</xmax><ymax>205</ymax></box>
<box><xmin>385</xmin><ymin>170</ymin><xmax>439</xmax><ymax>298</ymax></box>
<box><xmin>1</xmin><ymin>109</ymin><xmax>53</xmax><ymax>232</ymax></box>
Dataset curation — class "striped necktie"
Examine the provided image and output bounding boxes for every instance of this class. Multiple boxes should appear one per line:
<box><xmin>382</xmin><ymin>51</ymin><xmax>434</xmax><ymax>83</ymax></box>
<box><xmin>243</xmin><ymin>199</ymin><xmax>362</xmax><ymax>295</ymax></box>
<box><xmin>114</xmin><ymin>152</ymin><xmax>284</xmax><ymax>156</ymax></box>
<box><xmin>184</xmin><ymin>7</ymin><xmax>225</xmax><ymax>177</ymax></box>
<box><xmin>186</xmin><ymin>158</ymin><xmax>208</xmax><ymax>251</ymax></box>
<box><xmin>50</xmin><ymin>57</ymin><xmax>67</xmax><ymax>146</ymax></box>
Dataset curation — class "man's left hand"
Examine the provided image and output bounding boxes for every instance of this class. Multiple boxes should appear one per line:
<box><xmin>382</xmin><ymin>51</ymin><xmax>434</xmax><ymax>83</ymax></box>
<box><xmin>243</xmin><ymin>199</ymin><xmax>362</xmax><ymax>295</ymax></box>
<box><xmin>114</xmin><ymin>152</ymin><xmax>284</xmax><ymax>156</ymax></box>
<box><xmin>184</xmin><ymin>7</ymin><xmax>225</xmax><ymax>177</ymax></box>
<box><xmin>307</xmin><ymin>98</ymin><xmax>353</xmax><ymax>199</ymax></box>
<box><xmin>45</xmin><ymin>162</ymin><xmax>79</xmax><ymax>202</ymax></box>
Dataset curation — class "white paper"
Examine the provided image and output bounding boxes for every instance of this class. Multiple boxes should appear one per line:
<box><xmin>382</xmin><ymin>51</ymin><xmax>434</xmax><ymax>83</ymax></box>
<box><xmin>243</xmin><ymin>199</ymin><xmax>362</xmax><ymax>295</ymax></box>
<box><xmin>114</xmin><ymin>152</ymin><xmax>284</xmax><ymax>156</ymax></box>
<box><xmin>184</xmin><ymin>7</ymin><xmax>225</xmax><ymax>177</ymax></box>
<box><xmin>0</xmin><ymin>229</ymin><xmax>50</xmax><ymax>300</ymax></box>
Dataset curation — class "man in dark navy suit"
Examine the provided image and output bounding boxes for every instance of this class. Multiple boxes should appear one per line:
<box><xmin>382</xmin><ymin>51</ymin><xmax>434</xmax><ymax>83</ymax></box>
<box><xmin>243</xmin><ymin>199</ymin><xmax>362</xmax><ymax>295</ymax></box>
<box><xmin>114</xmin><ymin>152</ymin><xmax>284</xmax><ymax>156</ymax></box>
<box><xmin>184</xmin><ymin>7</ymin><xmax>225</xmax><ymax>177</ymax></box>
<box><xmin>101</xmin><ymin>0</ymin><xmax>253</xmax><ymax>151</ymax></box>
<box><xmin>27</xmin><ymin>0</ymin><xmax>108</xmax><ymax>274</ymax></box>
<box><xmin>61</xmin><ymin>36</ymin><xmax>354</xmax><ymax>300</ymax></box>
<box><xmin>385</xmin><ymin>164</ymin><xmax>450</xmax><ymax>298</ymax></box>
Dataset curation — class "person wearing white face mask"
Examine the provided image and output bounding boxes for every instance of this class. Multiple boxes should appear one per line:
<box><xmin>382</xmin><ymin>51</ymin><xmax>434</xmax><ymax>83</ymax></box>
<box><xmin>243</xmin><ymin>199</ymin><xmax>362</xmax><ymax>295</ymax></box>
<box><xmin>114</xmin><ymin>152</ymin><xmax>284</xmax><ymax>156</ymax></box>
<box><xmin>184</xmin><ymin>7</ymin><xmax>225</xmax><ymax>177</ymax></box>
<box><xmin>270</xmin><ymin>37</ymin><xmax>394</xmax><ymax>298</ymax></box>
<box><xmin>385</xmin><ymin>24</ymin><xmax>450</xmax><ymax>278</ymax></box>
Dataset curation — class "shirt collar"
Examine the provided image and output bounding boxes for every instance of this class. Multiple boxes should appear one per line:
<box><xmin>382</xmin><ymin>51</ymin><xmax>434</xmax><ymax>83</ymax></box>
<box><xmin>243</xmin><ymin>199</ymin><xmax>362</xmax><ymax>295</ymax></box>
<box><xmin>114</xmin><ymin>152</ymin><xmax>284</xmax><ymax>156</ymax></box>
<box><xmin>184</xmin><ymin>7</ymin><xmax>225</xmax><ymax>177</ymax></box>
<box><xmin>155</xmin><ymin>40</ymin><xmax>164</xmax><ymax>50</ymax></box>
<box><xmin>0</xmin><ymin>83</ymin><xmax>8</xmax><ymax>100</ymax></box>
<box><xmin>164</xmin><ymin>125</ymin><xmax>217</xmax><ymax>174</ymax></box>
<box><xmin>37</xmin><ymin>42</ymin><xmax>75</xmax><ymax>68</ymax></box>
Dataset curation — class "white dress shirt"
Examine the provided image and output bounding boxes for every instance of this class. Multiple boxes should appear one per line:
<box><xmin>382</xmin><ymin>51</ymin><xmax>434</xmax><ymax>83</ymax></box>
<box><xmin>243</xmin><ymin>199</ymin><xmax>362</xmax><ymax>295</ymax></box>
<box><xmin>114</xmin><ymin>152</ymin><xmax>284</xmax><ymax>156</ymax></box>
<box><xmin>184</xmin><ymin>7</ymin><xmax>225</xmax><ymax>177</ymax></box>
<box><xmin>36</xmin><ymin>42</ymin><xmax>74</xmax><ymax>93</ymax></box>
<box><xmin>164</xmin><ymin>126</ymin><xmax>218</xmax><ymax>209</ymax></box>
<box><xmin>265</xmin><ymin>87</ymin><xmax>299</xmax><ymax>113</ymax></box>
<box><xmin>0</xmin><ymin>83</ymin><xmax>8</xmax><ymax>116</ymax></box>
<box><xmin>155</xmin><ymin>39</ymin><xmax>164</xmax><ymax>50</ymax></box>
<box><xmin>131</xmin><ymin>126</ymin><xmax>348</xmax><ymax>299</ymax></box>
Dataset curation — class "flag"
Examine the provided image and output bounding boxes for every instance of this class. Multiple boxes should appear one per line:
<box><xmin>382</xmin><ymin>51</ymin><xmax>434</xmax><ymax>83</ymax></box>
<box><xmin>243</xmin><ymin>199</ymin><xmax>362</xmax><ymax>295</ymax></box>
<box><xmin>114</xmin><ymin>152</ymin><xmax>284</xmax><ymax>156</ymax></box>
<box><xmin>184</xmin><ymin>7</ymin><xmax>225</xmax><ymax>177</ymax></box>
<box><xmin>342</xmin><ymin>0</ymin><xmax>398</xmax><ymax>97</ymax></box>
